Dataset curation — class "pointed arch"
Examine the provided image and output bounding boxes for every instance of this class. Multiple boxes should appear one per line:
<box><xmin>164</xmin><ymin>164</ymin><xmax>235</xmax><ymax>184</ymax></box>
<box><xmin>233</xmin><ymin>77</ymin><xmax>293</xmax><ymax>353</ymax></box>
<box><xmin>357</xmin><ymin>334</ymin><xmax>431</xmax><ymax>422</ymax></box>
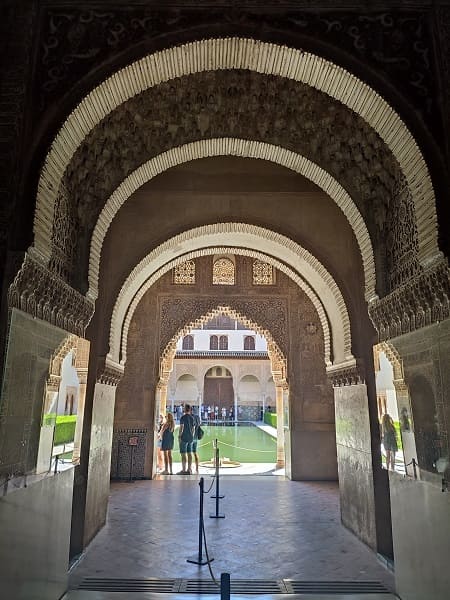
<box><xmin>87</xmin><ymin>139</ymin><xmax>376</xmax><ymax>302</ymax></box>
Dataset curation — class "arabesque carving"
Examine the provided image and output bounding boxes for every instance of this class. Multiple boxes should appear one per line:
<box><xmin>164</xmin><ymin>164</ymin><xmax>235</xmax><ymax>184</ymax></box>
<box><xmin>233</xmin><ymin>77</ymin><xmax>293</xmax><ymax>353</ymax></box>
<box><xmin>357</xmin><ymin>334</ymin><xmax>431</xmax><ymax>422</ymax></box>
<box><xmin>37</xmin><ymin>6</ymin><xmax>436</xmax><ymax>126</ymax></box>
<box><xmin>60</xmin><ymin>69</ymin><xmax>405</xmax><ymax>295</ymax></box>
<box><xmin>97</xmin><ymin>356</ymin><xmax>124</xmax><ymax>386</ymax></box>
<box><xmin>159</xmin><ymin>299</ymin><xmax>287</xmax><ymax>363</ymax></box>
<box><xmin>7</xmin><ymin>252</ymin><xmax>94</xmax><ymax>337</ymax></box>
<box><xmin>369</xmin><ymin>259</ymin><xmax>450</xmax><ymax>341</ymax></box>
<box><xmin>327</xmin><ymin>359</ymin><xmax>366</xmax><ymax>387</ymax></box>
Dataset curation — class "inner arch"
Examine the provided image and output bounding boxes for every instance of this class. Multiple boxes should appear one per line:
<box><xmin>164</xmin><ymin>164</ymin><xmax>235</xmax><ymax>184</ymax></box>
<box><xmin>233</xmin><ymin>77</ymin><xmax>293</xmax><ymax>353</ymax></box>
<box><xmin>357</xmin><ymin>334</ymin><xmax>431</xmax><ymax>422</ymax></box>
<box><xmin>88</xmin><ymin>139</ymin><xmax>376</xmax><ymax>303</ymax></box>
<box><xmin>107</xmin><ymin>226</ymin><xmax>354</xmax><ymax>369</ymax></box>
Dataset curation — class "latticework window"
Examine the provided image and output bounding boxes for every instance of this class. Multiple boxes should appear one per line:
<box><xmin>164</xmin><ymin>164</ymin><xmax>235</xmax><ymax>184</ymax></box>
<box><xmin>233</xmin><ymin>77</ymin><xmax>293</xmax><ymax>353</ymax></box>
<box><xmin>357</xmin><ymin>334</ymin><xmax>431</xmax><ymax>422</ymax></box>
<box><xmin>219</xmin><ymin>335</ymin><xmax>228</xmax><ymax>350</ymax></box>
<box><xmin>244</xmin><ymin>336</ymin><xmax>255</xmax><ymax>350</ymax></box>
<box><xmin>182</xmin><ymin>335</ymin><xmax>194</xmax><ymax>350</ymax></box>
<box><xmin>210</xmin><ymin>335</ymin><xmax>219</xmax><ymax>350</ymax></box>
<box><xmin>213</xmin><ymin>258</ymin><xmax>235</xmax><ymax>285</ymax></box>
<box><xmin>173</xmin><ymin>260</ymin><xmax>196</xmax><ymax>284</ymax></box>
<box><xmin>252</xmin><ymin>260</ymin><xmax>274</xmax><ymax>285</ymax></box>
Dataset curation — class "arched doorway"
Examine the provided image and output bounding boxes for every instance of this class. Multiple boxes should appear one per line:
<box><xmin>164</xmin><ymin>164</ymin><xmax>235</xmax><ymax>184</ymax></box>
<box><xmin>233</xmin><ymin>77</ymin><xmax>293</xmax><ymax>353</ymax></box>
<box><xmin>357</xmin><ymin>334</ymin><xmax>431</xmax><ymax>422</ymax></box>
<box><xmin>203</xmin><ymin>366</ymin><xmax>234</xmax><ymax>418</ymax></box>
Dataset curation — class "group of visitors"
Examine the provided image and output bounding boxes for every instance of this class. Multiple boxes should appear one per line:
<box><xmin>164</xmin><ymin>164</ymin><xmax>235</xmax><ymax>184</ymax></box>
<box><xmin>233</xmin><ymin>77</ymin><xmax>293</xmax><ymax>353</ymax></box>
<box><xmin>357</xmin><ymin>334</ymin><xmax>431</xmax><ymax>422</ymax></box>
<box><xmin>156</xmin><ymin>404</ymin><xmax>201</xmax><ymax>475</ymax></box>
<box><xmin>202</xmin><ymin>404</ymin><xmax>234</xmax><ymax>421</ymax></box>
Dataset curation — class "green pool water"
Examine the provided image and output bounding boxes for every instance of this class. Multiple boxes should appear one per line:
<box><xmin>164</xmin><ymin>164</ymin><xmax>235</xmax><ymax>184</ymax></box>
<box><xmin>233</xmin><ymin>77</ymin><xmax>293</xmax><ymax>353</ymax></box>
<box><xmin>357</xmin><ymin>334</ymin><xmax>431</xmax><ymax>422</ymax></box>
<box><xmin>191</xmin><ymin>425</ymin><xmax>277</xmax><ymax>463</ymax></box>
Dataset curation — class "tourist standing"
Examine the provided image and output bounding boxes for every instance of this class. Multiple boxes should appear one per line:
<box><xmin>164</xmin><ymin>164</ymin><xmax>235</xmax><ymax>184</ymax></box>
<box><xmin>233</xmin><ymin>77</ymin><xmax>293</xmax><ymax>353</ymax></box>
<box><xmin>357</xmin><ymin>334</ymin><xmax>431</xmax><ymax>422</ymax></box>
<box><xmin>192</xmin><ymin>411</ymin><xmax>201</xmax><ymax>474</ymax></box>
<box><xmin>381</xmin><ymin>413</ymin><xmax>398</xmax><ymax>471</ymax></box>
<box><xmin>177</xmin><ymin>403</ymin><xmax>195</xmax><ymax>474</ymax></box>
<box><xmin>156</xmin><ymin>414</ymin><xmax>164</xmax><ymax>471</ymax></box>
<box><xmin>160</xmin><ymin>412</ymin><xmax>175</xmax><ymax>475</ymax></box>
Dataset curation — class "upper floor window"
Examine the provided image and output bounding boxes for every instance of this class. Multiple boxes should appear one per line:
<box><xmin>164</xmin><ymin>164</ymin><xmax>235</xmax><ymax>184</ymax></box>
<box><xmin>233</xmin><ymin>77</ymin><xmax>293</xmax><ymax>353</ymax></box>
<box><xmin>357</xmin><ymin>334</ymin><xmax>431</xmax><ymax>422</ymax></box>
<box><xmin>213</xmin><ymin>257</ymin><xmax>235</xmax><ymax>285</ymax></box>
<box><xmin>182</xmin><ymin>335</ymin><xmax>194</xmax><ymax>350</ymax></box>
<box><xmin>244</xmin><ymin>336</ymin><xmax>255</xmax><ymax>350</ymax></box>
<box><xmin>210</xmin><ymin>335</ymin><xmax>219</xmax><ymax>350</ymax></box>
<box><xmin>253</xmin><ymin>259</ymin><xmax>274</xmax><ymax>285</ymax></box>
<box><xmin>219</xmin><ymin>335</ymin><xmax>228</xmax><ymax>350</ymax></box>
<box><xmin>173</xmin><ymin>260</ymin><xmax>196</xmax><ymax>284</ymax></box>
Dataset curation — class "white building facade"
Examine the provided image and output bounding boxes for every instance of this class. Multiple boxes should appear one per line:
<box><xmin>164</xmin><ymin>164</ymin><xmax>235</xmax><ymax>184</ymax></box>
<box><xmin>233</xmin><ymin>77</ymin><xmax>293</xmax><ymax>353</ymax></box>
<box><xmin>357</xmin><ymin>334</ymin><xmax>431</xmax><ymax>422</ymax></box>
<box><xmin>168</xmin><ymin>317</ymin><xmax>275</xmax><ymax>421</ymax></box>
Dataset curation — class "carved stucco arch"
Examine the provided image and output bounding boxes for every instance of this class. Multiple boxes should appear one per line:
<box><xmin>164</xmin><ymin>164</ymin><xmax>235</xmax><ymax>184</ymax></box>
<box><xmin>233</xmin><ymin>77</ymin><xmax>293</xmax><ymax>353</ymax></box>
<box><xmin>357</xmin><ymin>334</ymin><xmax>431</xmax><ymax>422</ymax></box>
<box><xmin>46</xmin><ymin>334</ymin><xmax>79</xmax><ymax>391</ymax></box>
<box><xmin>108</xmin><ymin>225</ymin><xmax>354</xmax><ymax>371</ymax></box>
<box><xmin>158</xmin><ymin>305</ymin><xmax>287</xmax><ymax>389</ymax></box>
<box><xmin>88</xmin><ymin>138</ymin><xmax>376</xmax><ymax>303</ymax></box>
<box><xmin>375</xmin><ymin>340</ymin><xmax>405</xmax><ymax>383</ymax></box>
<box><xmin>34</xmin><ymin>37</ymin><xmax>440</xmax><ymax>271</ymax></box>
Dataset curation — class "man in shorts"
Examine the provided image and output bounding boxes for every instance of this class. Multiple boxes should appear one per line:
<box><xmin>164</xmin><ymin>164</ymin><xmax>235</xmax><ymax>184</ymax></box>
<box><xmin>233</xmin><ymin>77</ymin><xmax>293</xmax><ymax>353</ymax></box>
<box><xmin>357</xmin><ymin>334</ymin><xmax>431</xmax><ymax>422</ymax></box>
<box><xmin>177</xmin><ymin>403</ymin><xmax>195</xmax><ymax>474</ymax></box>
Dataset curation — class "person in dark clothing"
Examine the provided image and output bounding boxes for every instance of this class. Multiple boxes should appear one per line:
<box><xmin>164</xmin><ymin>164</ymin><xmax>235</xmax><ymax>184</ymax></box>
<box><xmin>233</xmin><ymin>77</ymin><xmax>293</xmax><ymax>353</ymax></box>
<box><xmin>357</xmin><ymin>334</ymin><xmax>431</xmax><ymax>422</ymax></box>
<box><xmin>381</xmin><ymin>413</ymin><xmax>398</xmax><ymax>471</ymax></box>
<box><xmin>177</xmin><ymin>403</ymin><xmax>195</xmax><ymax>474</ymax></box>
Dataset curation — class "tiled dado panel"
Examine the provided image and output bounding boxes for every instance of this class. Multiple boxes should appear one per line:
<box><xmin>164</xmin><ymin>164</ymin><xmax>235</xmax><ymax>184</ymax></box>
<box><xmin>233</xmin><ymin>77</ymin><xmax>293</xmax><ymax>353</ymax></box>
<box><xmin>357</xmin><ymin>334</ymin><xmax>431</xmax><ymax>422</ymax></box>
<box><xmin>111</xmin><ymin>429</ymin><xmax>148</xmax><ymax>479</ymax></box>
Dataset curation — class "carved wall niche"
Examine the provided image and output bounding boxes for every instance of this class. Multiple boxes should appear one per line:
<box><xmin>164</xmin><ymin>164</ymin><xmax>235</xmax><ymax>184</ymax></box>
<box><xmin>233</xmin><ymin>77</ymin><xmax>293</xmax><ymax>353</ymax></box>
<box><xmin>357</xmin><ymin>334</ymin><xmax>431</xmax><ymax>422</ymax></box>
<box><xmin>55</xmin><ymin>69</ymin><xmax>409</xmax><ymax>297</ymax></box>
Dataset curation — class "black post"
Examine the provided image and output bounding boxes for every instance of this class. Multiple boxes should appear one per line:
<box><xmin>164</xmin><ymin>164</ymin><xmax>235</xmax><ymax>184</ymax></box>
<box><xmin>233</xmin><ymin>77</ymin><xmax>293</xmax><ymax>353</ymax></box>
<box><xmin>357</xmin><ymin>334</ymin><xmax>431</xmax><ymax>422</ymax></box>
<box><xmin>210</xmin><ymin>444</ymin><xmax>225</xmax><ymax>519</ymax></box>
<box><xmin>211</xmin><ymin>440</ymin><xmax>224</xmax><ymax>499</ymax></box>
<box><xmin>412</xmin><ymin>457</ymin><xmax>417</xmax><ymax>479</ymax></box>
<box><xmin>187</xmin><ymin>477</ymin><xmax>214</xmax><ymax>565</ymax></box>
<box><xmin>54</xmin><ymin>455</ymin><xmax>59</xmax><ymax>475</ymax></box>
<box><xmin>221</xmin><ymin>573</ymin><xmax>231</xmax><ymax>600</ymax></box>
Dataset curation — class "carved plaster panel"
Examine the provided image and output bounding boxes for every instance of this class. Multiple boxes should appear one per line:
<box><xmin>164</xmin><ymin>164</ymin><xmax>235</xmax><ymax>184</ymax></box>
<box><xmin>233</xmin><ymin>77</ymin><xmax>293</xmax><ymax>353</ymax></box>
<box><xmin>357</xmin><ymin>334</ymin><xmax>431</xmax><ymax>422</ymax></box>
<box><xmin>368</xmin><ymin>259</ymin><xmax>450</xmax><ymax>342</ymax></box>
<box><xmin>7</xmin><ymin>252</ymin><xmax>94</xmax><ymax>337</ymax></box>
<box><xmin>34</xmin><ymin>38</ymin><xmax>438</xmax><ymax>293</ymax></box>
<box><xmin>36</xmin><ymin>6</ymin><xmax>437</xmax><ymax>126</ymax></box>
<box><xmin>327</xmin><ymin>359</ymin><xmax>366</xmax><ymax>387</ymax></box>
<box><xmin>59</xmin><ymin>69</ymin><xmax>408</xmax><ymax>296</ymax></box>
<box><xmin>159</xmin><ymin>297</ymin><xmax>288</xmax><ymax>362</ymax></box>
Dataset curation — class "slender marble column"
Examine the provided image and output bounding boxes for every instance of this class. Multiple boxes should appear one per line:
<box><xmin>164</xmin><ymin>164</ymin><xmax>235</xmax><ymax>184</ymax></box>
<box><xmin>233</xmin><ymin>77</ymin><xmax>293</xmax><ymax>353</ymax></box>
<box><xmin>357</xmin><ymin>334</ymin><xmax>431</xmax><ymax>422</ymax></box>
<box><xmin>276</xmin><ymin>385</ymin><xmax>285</xmax><ymax>467</ymax></box>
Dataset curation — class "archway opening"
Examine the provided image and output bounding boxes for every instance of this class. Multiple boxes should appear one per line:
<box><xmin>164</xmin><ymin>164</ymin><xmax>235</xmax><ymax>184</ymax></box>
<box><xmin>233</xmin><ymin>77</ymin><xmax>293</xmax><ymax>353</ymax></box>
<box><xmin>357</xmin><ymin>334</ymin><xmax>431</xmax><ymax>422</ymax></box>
<box><xmin>154</xmin><ymin>305</ymin><xmax>288</xmax><ymax>477</ymax></box>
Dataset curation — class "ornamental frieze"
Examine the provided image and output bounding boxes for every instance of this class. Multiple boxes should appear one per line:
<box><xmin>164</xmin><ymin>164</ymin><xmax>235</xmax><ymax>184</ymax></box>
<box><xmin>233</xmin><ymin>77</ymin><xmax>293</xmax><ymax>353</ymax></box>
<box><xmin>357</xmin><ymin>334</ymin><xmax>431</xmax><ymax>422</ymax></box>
<box><xmin>58</xmin><ymin>69</ymin><xmax>417</xmax><ymax>297</ymax></box>
<box><xmin>7</xmin><ymin>251</ymin><xmax>94</xmax><ymax>337</ymax></box>
<box><xmin>36</xmin><ymin>4</ymin><xmax>438</xmax><ymax>131</ymax></box>
<box><xmin>368</xmin><ymin>259</ymin><xmax>450</xmax><ymax>341</ymax></box>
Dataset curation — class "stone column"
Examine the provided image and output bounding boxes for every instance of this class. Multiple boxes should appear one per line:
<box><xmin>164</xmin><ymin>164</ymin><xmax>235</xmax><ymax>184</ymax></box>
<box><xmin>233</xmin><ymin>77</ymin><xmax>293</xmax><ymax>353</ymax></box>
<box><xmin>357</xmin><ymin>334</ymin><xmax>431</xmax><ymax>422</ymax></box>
<box><xmin>72</xmin><ymin>371</ymin><xmax>87</xmax><ymax>463</ymax></box>
<box><xmin>393</xmin><ymin>380</ymin><xmax>417</xmax><ymax>477</ymax></box>
<box><xmin>36</xmin><ymin>385</ymin><xmax>59</xmax><ymax>474</ymax></box>
<box><xmin>275</xmin><ymin>385</ymin><xmax>285</xmax><ymax>468</ymax></box>
<box><xmin>159</xmin><ymin>384</ymin><xmax>168</xmax><ymax>415</ymax></box>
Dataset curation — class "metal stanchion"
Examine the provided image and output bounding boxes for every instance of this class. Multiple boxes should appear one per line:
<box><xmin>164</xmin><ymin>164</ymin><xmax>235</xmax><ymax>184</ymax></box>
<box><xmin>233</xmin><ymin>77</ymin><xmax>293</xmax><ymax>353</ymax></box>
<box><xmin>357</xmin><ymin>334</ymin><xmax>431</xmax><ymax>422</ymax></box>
<box><xmin>187</xmin><ymin>477</ymin><xmax>214</xmax><ymax>565</ymax></box>
<box><xmin>221</xmin><ymin>573</ymin><xmax>231</xmax><ymax>600</ymax></box>
<box><xmin>412</xmin><ymin>457</ymin><xmax>417</xmax><ymax>479</ymax></box>
<box><xmin>210</xmin><ymin>440</ymin><xmax>225</xmax><ymax>519</ymax></box>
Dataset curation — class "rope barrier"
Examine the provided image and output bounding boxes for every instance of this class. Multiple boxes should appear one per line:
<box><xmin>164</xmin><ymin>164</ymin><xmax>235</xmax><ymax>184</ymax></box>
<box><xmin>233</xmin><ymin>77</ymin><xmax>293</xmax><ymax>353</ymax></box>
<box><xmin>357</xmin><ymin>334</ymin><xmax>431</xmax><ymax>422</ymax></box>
<box><xmin>215</xmin><ymin>440</ymin><xmax>275</xmax><ymax>453</ymax></box>
<box><xmin>203</xmin><ymin>474</ymin><xmax>216</xmax><ymax>495</ymax></box>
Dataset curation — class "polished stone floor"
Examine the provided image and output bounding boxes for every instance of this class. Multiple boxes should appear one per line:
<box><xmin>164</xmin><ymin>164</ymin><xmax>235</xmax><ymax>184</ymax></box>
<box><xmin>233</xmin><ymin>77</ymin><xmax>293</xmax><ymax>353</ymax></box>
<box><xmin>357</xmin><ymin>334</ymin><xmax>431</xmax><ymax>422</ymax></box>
<box><xmin>68</xmin><ymin>476</ymin><xmax>395</xmax><ymax>594</ymax></box>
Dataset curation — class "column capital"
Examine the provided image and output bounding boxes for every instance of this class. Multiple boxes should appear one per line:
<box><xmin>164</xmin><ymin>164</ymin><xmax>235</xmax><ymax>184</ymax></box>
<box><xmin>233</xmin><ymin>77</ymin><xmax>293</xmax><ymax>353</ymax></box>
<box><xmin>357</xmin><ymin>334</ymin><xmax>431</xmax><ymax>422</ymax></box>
<box><xmin>327</xmin><ymin>358</ymin><xmax>366</xmax><ymax>387</ymax></box>
<box><xmin>7</xmin><ymin>251</ymin><xmax>94</xmax><ymax>336</ymax></box>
